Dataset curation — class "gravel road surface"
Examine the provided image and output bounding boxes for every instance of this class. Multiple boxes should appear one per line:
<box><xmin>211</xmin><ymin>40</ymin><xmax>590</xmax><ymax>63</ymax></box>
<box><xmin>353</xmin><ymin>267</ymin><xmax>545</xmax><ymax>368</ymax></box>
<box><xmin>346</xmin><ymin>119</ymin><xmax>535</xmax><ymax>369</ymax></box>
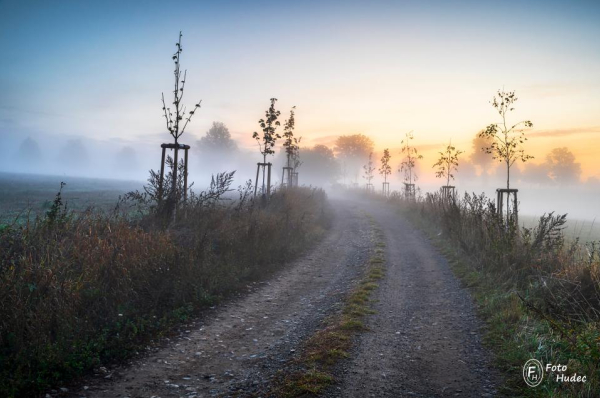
<box><xmin>65</xmin><ymin>198</ymin><xmax>500</xmax><ymax>398</ymax></box>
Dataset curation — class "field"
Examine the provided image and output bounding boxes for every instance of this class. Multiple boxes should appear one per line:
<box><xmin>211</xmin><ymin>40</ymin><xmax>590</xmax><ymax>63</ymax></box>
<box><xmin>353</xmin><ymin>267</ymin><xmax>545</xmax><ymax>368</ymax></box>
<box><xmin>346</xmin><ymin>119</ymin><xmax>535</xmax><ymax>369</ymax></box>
<box><xmin>520</xmin><ymin>214</ymin><xmax>600</xmax><ymax>244</ymax></box>
<box><xmin>0</xmin><ymin>172</ymin><xmax>142</xmax><ymax>223</ymax></box>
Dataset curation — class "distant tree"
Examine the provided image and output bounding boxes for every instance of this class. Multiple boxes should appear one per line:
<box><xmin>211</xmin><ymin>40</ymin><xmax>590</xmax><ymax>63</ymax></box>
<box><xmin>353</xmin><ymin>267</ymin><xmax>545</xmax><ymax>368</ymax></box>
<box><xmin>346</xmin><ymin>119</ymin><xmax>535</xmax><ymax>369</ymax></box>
<box><xmin>546</xmin><ymin>147</ymin><xmax>581</xmax><ymax>185</ymax></box>
<box><xmin>363</xmin><ymin>152</ymin><xmax>375</xmax><ymax>189</ymax></box>
<box><xmin>469</xmin><ymin>132</ymin><xmax>494</xmax><ymax>175</ymax></box>
<box><xmin>433</xmin><ymin>140</ymin><xmax>463</xmax><ymax>187</ymax></box>
<box><xmin>197</xmin><ymin>122</ymin><xmax>237</xmax><ymax>154</ymax></box>
<box><xmin>585</xmin><ymin>176</ymin><xmax>600</xmax><ymax>188</ymax></box>
<box><xmin>252</xmin><ymin>98</ymin><xmax>281</xmax><ymax>193</ymax></box>
<box><xmin>115</xmin><ymin>146</ymin><xmax>139</xmax><ymax>171</ymax></box>
<box><xmin>479</xmin><ymin>89</ymin><xmax>533</xmax><ymax>192</ymax></box>
<box><xmin>160</xmin><ymin>32</ymin><xmax>202</xmax><ymax>196</ymax></box>
<box><xmin>17</xmin><ymin>137</ymin><xmax>42</xmax><ymax>168</ymax></box>
<box><xmin>398</xmin><ymin>131</ymin><xmax>422</xmax><ymax>186</ymax></box>
<box><xmin>58</xmin><ymin>139</ymin><xmax>89</xmax><ymax>169</ymax></box>
<box><xmin>300</xmin><ymin>145</ymin><xmax>339</xmax><ymax>185</ymax></box>
<box><xmin>519</xmin><ymin>162</ymin><xmax>552</xmax><ymax>185</ymax></box>
<box><xmin>334</xmin><ymin>134</ymin><xmax>374</xmax><ymax>184</ymax></box>
<box><xmin>379</xmin><ymin>148</ymin><xmax>392</xmax><ymax>184</ymax></box>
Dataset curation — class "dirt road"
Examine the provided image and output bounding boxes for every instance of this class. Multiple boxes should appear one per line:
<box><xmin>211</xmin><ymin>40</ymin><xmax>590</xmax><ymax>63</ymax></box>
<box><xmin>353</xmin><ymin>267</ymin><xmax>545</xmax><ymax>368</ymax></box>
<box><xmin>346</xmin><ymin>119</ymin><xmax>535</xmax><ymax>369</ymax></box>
<box><xmin>70</xmin><ymin>198</ymin><xmax>499</xmax><ymax>398</ymax></box>
<box><xmin>333</xmin><ymin>201</ymin><xmax>500</xmax><ymax>397</ymax></box>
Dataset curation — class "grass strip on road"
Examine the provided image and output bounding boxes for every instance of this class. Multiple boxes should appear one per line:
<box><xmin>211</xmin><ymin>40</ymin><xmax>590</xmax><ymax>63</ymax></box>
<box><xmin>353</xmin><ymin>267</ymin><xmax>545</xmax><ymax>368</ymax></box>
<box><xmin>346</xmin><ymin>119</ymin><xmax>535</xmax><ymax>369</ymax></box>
<box><xmin>272</xmin><ymin>216</ymin><xmax>386</xmax><ymax>397</ymax></box>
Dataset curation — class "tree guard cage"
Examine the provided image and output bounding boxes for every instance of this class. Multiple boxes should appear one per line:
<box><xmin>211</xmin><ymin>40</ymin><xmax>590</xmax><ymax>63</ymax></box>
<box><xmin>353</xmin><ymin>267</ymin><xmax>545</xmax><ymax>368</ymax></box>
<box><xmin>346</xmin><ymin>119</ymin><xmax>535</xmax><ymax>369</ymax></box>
<box><xmin>496</xmin><ymin>188</ymin><xmax>518</xmax><ymax>224</ymax></box>
<box><xmin>158</xmin><ymin>143</ymin><xmax>190</xmax><ymax>204</ymax></box>
<box><xmin>254</xmin><ymin>162</ymin><xmax>272</xmax><ymax>198</ymax></box>
<box><xmin>366</xmin><ymin>183</ymin><xmax>374</xmax><ymax>192</ymax></box>
<box><xmin>403</xmin><ymin>182</ymin><xmax>415</xmax><ymax>200</ymax></box>
<box><xmin>382</xmin><ymin>182</ymin><xmax>390</xmax><ymax>196</ymax></box>
<box><xmin>291</xmin><ymin>171</ymin><xmax>299</xmax><ymax>187</ymax></box>
<box><xmin>440</xmin><ymin>185</ymin><xmax>456</xmax><ymax>201</ymax></box>
<box><xmin>281</xmin><ymin>166</ymin><xmax>293</xmax><ymax>188</ymax></box>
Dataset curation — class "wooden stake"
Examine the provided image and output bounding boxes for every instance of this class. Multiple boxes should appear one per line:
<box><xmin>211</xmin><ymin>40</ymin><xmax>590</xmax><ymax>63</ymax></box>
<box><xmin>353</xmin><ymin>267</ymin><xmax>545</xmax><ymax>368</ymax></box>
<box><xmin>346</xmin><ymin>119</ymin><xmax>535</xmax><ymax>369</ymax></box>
<box><xmin>159</xmin><ymin>146</ymin><xmax>166</xmax><ymax>203</ymax></box>
<box><xmin>184</xmin><ymin>148</ymin><xmax>189</xmax><ymax>203</ymax></box>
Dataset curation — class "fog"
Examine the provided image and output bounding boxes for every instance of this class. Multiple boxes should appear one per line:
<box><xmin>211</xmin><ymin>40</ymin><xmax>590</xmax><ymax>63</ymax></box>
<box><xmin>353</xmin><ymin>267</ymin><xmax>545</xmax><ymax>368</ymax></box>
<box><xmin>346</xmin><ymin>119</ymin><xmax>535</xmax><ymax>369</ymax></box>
<box><xmin>1</xmin><ymin>128</ymin><xmax>599</xmax><ymax>231</ymax></box>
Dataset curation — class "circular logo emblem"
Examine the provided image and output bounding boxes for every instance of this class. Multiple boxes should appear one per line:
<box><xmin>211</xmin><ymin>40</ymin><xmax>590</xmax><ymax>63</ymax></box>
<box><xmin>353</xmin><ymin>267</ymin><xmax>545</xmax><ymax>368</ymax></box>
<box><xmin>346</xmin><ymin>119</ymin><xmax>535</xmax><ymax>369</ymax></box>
<box><xmin>523</xmin><ymin>359</ymin><xmax>544</xmax><ymax>387</ymax></box>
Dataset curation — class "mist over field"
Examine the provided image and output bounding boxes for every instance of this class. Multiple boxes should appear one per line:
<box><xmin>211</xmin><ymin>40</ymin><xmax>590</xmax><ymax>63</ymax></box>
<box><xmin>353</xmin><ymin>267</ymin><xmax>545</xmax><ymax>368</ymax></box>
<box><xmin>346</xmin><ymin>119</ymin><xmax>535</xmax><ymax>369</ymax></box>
<box><xmin>1</xmin><ymin>128</ymin><xmax>598</xmax><ymax>225</ymax></box>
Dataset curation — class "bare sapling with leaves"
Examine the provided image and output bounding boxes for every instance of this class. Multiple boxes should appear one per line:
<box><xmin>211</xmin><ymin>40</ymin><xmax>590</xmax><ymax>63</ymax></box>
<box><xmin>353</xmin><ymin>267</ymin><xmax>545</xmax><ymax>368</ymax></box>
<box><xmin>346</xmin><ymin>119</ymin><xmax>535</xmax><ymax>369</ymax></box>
<box><xmin>363</xmin><ymin>152</ymin><xmax>375</xmax><ymax>191</ymax></box>
<box><xmin>253</xmin><ymin>98</ymin><xmax>281</xmax><ymax>196</ymax></box>
<box><xmin>479</xmin><ymin>89</ymin><xmax>533</xmax><ymax>223</ymax></box>
<box><xmin>399</xmin><ymin>131</ymin><xmax>422</xmax><ymax>198</ymax></box>
<box><xmin>379</xmin><ymin>148</ymin><xmax>391</xmax><ymax>194</ymax></box>
<box><xmin>159</xmin><ymin>31</ymin><xmax>202</xmax><ymax>204</ymax></box>
<box><xmin>433</xmin><ymin>140</ymin><xmax>463</xmax><ymax>197</ymax></box>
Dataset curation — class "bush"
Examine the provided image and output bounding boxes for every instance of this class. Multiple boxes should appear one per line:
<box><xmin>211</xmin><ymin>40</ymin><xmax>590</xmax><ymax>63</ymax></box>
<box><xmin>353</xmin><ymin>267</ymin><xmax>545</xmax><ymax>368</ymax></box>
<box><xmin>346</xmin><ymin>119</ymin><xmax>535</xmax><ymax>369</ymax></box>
<box><xmin>0</xmin><ymin>185</ymin><xmax>331</xmax><ymax>397</ymax></box>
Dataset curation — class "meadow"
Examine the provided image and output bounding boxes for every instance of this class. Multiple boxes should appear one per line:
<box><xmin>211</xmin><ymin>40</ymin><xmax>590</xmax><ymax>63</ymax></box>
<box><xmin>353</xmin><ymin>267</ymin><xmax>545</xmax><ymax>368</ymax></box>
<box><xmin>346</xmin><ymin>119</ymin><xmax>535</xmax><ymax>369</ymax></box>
<box><xmin>0</xmin><ymin>172</ymin><xmax>142</xmax><ymax>223</ymax></box>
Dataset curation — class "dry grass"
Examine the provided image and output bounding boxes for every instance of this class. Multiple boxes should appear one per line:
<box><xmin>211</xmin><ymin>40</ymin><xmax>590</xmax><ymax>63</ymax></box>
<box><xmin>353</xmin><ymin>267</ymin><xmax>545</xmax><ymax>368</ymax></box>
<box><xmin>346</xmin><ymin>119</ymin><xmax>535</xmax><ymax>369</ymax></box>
<box><xmin>0</xmin><ymin>186</ymin><xmax>330</xmax><ymax>398</ymax></box>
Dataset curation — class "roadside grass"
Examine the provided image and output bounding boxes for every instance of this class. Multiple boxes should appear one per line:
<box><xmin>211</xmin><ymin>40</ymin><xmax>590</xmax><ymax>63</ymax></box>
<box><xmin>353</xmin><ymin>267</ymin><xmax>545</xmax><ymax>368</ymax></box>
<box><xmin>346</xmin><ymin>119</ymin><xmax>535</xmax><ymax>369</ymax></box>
<box><xmin>0</xmin><ymin>186</ymin><xmax>330</xmax><ymax>398</ymax></box>
<box><xmin>273</xmin><ymin>218</ymin><xmax>386</xmax><ymax>397</ymax></box>
<box><xmin>398</xmin><ymin>200</ymin><xmax>600</xmax><ymax>398</ymax></box>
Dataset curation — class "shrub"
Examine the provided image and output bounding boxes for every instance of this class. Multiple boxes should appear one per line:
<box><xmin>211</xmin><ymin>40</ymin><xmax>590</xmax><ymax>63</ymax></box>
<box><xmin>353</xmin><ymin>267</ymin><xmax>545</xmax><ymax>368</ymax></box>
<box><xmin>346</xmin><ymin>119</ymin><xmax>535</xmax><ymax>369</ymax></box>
<box><xmin>0</xmin><ymin>186</ymin><xmax>330</xmax><ymax>397</ymax></box>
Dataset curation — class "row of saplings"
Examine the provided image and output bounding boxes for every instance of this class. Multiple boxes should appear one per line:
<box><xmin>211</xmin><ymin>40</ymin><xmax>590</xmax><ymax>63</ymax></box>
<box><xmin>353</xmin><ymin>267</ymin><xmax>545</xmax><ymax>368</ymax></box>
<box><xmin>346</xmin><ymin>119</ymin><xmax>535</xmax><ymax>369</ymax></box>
<box><xmin>150</xmin><ymin>32</ymin><xmax>301</xmax><ymax>220</ymax></box>
<box><xmin>363</xmin><ymin>89</ymin><xmax>532</xmax><ymax>225</ymax></box>
<box><xmin>154</xmin><ymin>32</ymin><xmax>527</xmax><ymax>225</ymax></box>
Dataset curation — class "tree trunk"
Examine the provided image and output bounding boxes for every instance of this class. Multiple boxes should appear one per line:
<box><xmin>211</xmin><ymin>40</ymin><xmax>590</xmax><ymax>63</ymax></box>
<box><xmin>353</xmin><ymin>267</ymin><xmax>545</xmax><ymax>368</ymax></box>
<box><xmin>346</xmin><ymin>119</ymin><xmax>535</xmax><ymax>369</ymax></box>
<box><xmin>173</xmin><ymin>140</ymin><xmax>179</xmax><ymax>197</ymax></box>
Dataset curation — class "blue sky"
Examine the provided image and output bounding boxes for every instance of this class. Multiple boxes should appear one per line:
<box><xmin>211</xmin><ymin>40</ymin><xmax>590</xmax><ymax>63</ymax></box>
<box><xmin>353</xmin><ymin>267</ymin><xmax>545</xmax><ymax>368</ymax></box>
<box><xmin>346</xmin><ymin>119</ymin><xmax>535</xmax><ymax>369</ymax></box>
<box><xmin>1</xmin><ymin>0</ymin><xmax>600</xmax><ymax>176</ymax></box>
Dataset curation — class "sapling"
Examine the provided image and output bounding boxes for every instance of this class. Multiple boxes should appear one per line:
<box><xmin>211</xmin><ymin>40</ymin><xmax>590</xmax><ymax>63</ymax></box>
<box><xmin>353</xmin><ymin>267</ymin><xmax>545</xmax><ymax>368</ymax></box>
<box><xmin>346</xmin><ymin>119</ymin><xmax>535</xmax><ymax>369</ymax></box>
<box><xmin>379</xmin><ymin>148</ymin><xmax>391</xmax><ymax>194</ymax></box>
<box><xmin>479</xmin><ymin>89</ymin><xmax>533</xmax><ymax>222</ymax></box>
<box><xmin>160</xmin><ymin>31</ymin><xmax>201</xmax><ymax>200</ymax></box>
<box><xmin>282</xmin><ymin>107</ymin><xmax>297</xmax><ymax>187</ymax></box>
<box><xmin>253</xmin><ymin>98</ymin><xmax>281</xmax><ymax>194</ymax></box>
<box><xmin>291</xmin><ymin>136</ymin><xmax>302</xmax><ymax>186</ymax></box>
<box><xmin>363</xmin><ymin>152</ymin><xmax>375</xmax><ymax>191</ymax></box>
<box><xmin>398</xmin><ymin>131</ymin><xmax>422</xmax><ymax>198</ymax></box>
<box><xmin>433</xmin><ymin>140</ymin><xmax>463</xmax><ymax>194</ymax></box>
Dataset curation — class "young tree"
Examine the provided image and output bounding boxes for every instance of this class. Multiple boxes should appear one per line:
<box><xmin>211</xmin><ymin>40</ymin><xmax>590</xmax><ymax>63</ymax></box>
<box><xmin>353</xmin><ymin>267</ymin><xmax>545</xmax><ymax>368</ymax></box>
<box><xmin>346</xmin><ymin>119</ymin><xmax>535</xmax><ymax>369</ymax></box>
<box><xmin>433</xmin><ymin>140</ymin><xmax>463</xmax><ymax>187</ymax></box>
<box><xmin>282</xmin><ymin>106</ymin><xmax>296</xmax><ymax>169</ymax></box>
<box><xmin>398</xmin><ymin>131</ymin><xmax>422</xmax><ymax>187</ymax></box>
<box><xmin>379</xmin><ymin>148</ymin><xmax>391</xmax><ymax>194</ymax></box>
<box><xmin>252</xmin><ymin>98</ymin><xmax>281</xmax><ymax>193</ymax></box>
<box><xmin>479</xmin><ymin>89</ymin><xmax>533</xmax><ymax>190</ymax></box>
<box><xmin>161</xmin><ymin>32</ymin><xmax>202</xmax><ymax>197</ymax></box>
<box><xmin>479</xmin><ymin>89</ymin><xmax>533</xmax><ymax>220</ymax></box>
<box><xmin>363</xmin><ymin>152</ymin><xmax>375</xmax><ymax>190</ymax></box>
<box><xmin>291</xmin><ymin>136</ymin><xmax>302</xmax><ymax>176</ymax></box>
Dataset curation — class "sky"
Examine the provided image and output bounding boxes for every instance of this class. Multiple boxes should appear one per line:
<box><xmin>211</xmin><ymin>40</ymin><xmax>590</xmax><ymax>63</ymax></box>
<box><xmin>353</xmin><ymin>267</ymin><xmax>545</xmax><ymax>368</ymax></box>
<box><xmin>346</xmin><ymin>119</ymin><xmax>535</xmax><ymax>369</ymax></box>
<box><xmin>1</xmin><ymin>0</ymin><xmax>600</xmax><ymax>179</ymax></box>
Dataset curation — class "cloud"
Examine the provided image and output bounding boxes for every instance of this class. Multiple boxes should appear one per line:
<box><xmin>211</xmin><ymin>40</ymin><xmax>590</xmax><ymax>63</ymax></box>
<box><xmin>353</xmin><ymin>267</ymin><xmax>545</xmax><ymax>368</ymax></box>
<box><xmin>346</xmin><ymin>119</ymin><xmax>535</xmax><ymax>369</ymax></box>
<box><xmin>530</xmin><ymin>126</ymin><xmax>600</xmax><ymax>138</ymax></box>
